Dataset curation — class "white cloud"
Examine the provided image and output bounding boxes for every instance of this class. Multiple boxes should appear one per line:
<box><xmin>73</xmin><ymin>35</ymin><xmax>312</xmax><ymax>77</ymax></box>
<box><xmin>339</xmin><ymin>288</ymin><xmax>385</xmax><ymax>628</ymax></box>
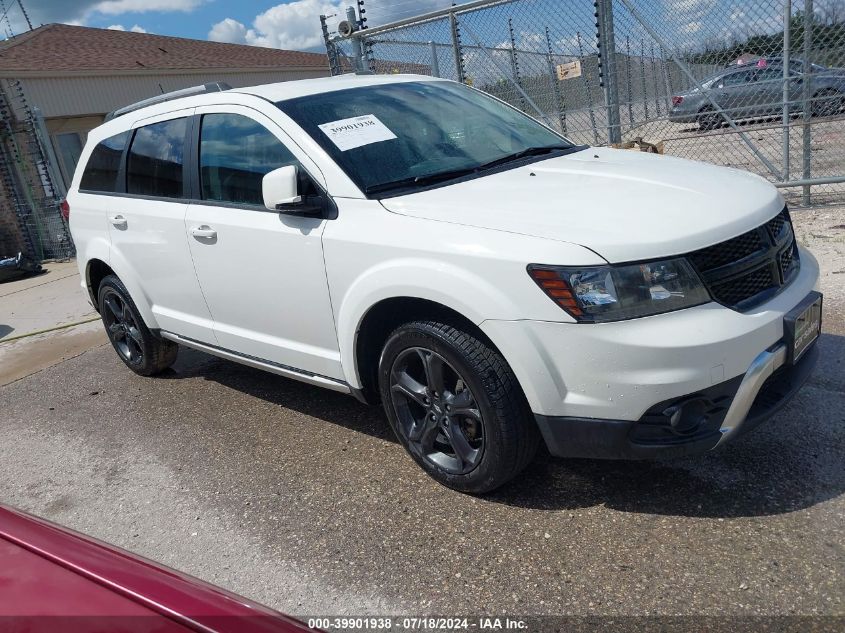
<box><xmin>208</xmin><ymin>17</ymin><xmax>248</xmax><ymax>44</ymax></box>
<box><xmin>209</xmin><ymin>0</ymin><xmax>343</xmax><ymax>50</ymax></box>
<box><xmin>93</xmin><ymin>0</ymin><xmax>203</xmax><ymax>15</ymax></box>
<box><xmin>107</xmin><ymin>24</ymin><xmax>147</xmax><ymax>32</ymax></box>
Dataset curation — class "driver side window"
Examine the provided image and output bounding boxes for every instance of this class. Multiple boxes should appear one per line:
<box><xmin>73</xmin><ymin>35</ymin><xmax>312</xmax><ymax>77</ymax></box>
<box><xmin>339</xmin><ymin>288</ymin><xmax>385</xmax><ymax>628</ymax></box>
<box><xmin>199</xmin><ymin>113</ymin><xmax>299</xmax><ymax>206</ymax></box>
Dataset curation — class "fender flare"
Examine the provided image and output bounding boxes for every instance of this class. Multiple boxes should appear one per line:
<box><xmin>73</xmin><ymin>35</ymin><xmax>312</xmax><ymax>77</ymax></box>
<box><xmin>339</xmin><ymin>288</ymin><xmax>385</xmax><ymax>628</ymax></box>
<box><xmin>336</xmin><ymin>257</ymin><xmax>521</xmax><ymax>389</ymax></box>
<box><xmin>82</xmin><ymin>240</ymin><xmax>159</xmax><ymax>330</ymax></box>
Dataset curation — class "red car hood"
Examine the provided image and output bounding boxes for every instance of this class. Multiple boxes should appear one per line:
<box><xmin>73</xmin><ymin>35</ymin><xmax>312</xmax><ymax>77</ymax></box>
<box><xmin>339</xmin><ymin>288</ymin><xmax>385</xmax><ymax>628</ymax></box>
<box><xmin>0</xmin><ymin>504</ymin><xmax>316</xmax><ymax>633</ymax></box>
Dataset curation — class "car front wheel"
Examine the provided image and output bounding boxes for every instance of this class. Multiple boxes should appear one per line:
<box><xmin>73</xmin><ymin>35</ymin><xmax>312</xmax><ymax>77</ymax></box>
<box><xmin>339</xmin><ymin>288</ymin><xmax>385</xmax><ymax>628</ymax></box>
<box><xmin>378</xmin><ymin>320</ymin><xmax>539</xmax><ymax>494</ymax></box>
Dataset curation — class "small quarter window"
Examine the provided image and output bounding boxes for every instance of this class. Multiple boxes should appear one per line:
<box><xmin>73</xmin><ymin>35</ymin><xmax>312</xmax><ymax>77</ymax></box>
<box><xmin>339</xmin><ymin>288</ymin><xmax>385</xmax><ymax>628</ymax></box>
<box><xmin>79</xmin><ymin>131</ymin><xmax>129</xmax><ymax>193</ymax></box>
<box><xmin>127</xmin><ymin>118</ymin><xmax>187</xmax><ymax>199</ymax></box>
<box><xmin>199</xmin><ymin>113</ymin><xmax>298</xmax><ymax>206</ymax></box>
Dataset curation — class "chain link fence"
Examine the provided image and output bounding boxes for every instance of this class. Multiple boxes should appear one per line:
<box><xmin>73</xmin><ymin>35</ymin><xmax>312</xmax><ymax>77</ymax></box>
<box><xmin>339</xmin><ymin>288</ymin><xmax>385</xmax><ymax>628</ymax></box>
<box><xmin>0</xmin><ymin>78</ymin><xmax>74</xmax><ymax>262</ymax></box>
<box><xmin>323</xmin><ymin>0</ymin><xmax>845</xmax><ymax>206</ymax></box>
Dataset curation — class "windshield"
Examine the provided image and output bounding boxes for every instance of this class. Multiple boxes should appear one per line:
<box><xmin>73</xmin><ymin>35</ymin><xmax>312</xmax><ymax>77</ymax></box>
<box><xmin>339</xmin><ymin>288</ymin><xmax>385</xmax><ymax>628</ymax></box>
<box><xmin>277</xmin><ymin>80</ymin><xmax>575</xmax><ymax>196</ymax></box>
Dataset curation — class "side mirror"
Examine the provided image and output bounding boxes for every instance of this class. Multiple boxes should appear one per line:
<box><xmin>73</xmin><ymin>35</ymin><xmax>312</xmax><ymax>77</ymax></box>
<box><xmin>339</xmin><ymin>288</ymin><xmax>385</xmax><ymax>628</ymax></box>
<box><xmin>263</xmin><ymin>165</ymin><xmax>301</xmax><ymax>211</ymax></box>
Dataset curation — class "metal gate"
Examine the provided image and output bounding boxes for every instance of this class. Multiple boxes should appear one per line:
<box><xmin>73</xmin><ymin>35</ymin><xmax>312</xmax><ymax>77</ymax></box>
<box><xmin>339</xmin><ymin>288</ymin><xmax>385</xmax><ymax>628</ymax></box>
<box><xmin>322</xmin><ymin>0</ymin><xmax>845</xmax><ymax>206</ymax></box>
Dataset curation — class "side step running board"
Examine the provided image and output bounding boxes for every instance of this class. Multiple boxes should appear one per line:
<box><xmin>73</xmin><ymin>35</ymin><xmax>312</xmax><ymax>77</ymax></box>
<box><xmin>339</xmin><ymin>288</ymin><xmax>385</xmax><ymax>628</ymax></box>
<box><xmin>159</xmin><ymin>331</ymin><xmax>352</xmax><ymax>395</ymax></box>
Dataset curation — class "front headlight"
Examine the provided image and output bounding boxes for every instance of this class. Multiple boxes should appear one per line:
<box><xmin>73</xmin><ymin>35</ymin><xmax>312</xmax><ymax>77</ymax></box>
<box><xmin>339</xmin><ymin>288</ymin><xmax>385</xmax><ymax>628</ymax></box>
<box><xmin>528</xmin><ymin>258</ymin><xmax>710</xmax><ymax>323</ymax></box>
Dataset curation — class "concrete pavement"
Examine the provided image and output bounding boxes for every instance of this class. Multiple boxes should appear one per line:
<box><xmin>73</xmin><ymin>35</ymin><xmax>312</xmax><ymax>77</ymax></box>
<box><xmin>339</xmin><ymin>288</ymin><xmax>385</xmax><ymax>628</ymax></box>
<box><xmin>0</xmin><ymin>211</ymin><xmax>842</xmax><ymax>622</ymax></box>
<box><xmin>0</xmin><ymin>261</ymin><xmax>104</xmax><ymax>386</ymax></box>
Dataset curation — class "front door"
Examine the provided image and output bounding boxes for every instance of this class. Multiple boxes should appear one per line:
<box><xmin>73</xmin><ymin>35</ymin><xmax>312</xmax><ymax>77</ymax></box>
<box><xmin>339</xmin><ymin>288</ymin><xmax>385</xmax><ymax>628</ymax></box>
<box><xmin>184</xmin><ymin>106</ymin><xmax>342</xmax><ymax>380</ymax></box>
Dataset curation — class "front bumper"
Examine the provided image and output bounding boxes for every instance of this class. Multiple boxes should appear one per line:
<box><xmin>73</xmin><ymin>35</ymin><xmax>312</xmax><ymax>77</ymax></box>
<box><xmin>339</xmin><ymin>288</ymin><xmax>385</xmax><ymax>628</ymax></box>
<box><xmin>479</xmin><ymin>246</ymin><xmax>820</xmax><ymax>459</ymax></box>
<box><xmin>534</xmin><ymin>341</ymin><xmax>818</xmax><ymax>459</ymax></box>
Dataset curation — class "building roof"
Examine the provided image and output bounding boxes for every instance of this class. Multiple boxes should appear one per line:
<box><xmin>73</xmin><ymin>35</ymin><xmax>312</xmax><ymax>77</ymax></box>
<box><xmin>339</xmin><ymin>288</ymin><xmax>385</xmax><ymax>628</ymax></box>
<box><xmin>0</xmin><ymin>24</ymin><xmax>330</xmax><ymax>74</ymax></box>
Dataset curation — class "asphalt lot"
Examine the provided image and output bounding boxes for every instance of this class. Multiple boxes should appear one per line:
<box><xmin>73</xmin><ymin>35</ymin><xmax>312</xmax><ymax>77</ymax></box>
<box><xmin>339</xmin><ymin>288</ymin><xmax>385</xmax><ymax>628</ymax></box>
<box><xmin>0</xmin><ymin>211</ymin><xmax>843</xmax><ymax>623</ymax></box>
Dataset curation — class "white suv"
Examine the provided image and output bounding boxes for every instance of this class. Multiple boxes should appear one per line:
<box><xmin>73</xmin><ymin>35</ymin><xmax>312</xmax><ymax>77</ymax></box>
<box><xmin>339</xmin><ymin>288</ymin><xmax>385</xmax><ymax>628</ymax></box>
<box><xmin>68</xmin><ymin>75</ymin><xmax>822</xmax><ymax>493</ymax></box>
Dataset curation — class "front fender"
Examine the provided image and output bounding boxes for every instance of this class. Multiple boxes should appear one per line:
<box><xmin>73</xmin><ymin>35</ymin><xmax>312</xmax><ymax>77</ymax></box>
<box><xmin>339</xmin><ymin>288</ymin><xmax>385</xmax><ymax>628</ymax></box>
<box><xmin>337</xmin><ymin>258</ymin><xmax>538</xmax><ymax>389</ymax></box>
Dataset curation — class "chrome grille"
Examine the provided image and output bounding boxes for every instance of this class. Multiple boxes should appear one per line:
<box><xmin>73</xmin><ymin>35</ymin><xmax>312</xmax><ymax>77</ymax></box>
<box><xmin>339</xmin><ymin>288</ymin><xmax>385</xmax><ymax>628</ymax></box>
<box><xmin>688</xmin><ymin>207</ymin><xmax>799</xmax><ymax>311</ymax></box>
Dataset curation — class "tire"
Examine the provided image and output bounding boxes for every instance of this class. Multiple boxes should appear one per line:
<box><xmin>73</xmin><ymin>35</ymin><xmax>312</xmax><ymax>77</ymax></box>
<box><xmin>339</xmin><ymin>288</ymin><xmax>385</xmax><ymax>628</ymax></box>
<box><xmin>378</xmin><ymin>320</ymin><xmax>539</xmax><ymax>494</ymax></box>
<box><xmin>697</xmin><ymin>107</ymin><xmax>721</xmax><ymax>131</ymax></box>
<box><xmin>811</xmin><ymin>89</ymin><xmax>843</xmax><ymax>118</ymax></box>
<box><xmin>97</xmin><ymin>274</ymin><xmax>178</xmax><ymax>376</ymax></box>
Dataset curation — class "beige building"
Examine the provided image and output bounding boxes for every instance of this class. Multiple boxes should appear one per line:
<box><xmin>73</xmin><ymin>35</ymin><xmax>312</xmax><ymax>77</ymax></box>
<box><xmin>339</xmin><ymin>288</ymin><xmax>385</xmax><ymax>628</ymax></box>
<box><xmin>0</xmin><ymin>24</ymin><xmax>330</xmax><ymax>260</ymax></box>
<box><xmin>1</xmin><ymin>23</ymin><xmax>331</xmax><ymax>188</ymax></box>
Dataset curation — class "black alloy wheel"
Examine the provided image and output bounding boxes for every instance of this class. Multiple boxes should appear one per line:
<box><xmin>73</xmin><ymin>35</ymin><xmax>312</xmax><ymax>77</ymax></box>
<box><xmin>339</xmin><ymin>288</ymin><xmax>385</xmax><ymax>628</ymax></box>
<box><xmin>101</xmin><ymin>287</ymin><xmax>145</xmax><ymax>366</ymax></box>
<box><xmin>378</xmin><ymin>320</ymin><xmax>539</xmax><ymax>494</ymax></box>
<box><xmin>97</xmin><ymin>274</ymin><xmax>178</xmax><ymax>376</ymax></box>
<box><xmin>389</xmin><ymin>346</ymin><xmax>485</xmax><ymax>475</ymax></box>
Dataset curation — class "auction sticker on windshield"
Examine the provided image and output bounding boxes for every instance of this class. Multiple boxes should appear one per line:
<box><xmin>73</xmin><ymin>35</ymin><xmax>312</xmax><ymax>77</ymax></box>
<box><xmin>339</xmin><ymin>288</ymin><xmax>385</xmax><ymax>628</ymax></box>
<box><xmin>318</xmin><ymin>114</ymin><xmax>397</xmax><ymax>151</ymax></box>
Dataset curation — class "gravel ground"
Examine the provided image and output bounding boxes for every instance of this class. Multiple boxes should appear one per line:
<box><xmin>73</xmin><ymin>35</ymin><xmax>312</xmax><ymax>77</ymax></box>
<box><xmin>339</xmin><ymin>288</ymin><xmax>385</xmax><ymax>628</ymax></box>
<box><xmin>0</xmin><ymin>207</ymin><xmax>842</xmax><ymax>627</ymax></box>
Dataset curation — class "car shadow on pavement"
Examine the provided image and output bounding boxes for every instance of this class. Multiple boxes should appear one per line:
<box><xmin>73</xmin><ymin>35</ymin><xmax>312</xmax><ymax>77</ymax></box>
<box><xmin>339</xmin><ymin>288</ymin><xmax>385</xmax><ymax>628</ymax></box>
<box><xmin>161</xmin><ymin>347</ymin><xmax>397</xmax><ymax>443</ymax></box>
<box><xmin>163</xmin><ymin>334</ymin><xmax>844</xmax><ymax>520</ymax></box>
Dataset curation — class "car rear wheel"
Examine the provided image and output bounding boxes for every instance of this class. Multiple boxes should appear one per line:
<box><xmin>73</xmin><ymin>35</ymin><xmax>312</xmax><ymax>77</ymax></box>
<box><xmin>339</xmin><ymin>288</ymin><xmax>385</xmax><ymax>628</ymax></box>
<box><xmin>98</xmin><ymin>275</ymin><xmax>178</xmax><ymax>376</ymax></box>
<box><xmin>378</xmin><ymin>320</ymin><xmax>539</xmax><ymax>494</ymax></box>
<box><xmin>697</xmin><ymin>107</ymin><xmax>721</xmax><ymax>131</ymax></box>
<box><xmin>812</xmin><ymin>89</ymin><xmax>843</xmax><ymax>118</ymax></box>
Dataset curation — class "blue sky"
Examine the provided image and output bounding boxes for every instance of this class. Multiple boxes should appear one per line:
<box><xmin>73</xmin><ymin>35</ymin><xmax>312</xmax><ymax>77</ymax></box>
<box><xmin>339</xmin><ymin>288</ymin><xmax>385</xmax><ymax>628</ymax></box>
<box><xmin>0</xmin><ymin>0</ymin><xmax>804</xmax><ymax>53</ymax></box>
<box><xmin>1</xmin><ymin>1</ymin><xmax>460</xmax><ymax>50</ymax></box>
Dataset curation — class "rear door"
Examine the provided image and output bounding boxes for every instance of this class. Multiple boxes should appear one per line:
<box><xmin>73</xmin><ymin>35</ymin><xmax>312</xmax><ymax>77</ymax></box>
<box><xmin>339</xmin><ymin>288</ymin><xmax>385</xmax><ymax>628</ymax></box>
<box><xmin>750</xmin><ymin>66</ymin><xmax>787</xmax><ymax>115</ymax></box>
<box><xmin>715</xmin><ymin>67</ymin><xmax>758</xmax><ymax>118</ymax></box>
<box><xmin>109</xmin><ymin>109</ymin><xmax>216</xmax><ymax>343</ymax></box>
<box><xmin>184</xmin><ymin>105</ymin><xmax>341</xmax><ymax>379</ymax></box>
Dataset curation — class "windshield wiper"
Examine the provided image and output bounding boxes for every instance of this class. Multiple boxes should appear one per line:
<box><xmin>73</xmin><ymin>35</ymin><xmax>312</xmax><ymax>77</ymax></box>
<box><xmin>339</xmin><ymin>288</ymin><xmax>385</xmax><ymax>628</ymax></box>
<box><xmin>474</xmin><ymin>145</ymin><xmax>570</xmax><ymax>171</ymax></box>
<box><xmin>364</xmin><ymin>145</ymin><xmax>573</xmax><ymax>196</ymax></box>
<box><xmin>364</xmin><ymin>167</ymin><xmax>479</xmax><ymax>195</ymax></box>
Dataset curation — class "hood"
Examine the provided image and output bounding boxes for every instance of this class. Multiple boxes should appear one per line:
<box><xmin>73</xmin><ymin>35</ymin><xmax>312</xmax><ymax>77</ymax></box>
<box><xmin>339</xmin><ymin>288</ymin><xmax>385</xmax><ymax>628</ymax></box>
<box><xmin>380</xmin><ymin>147</ymin><xmax>783</xmax><ymax>263</ymax></box>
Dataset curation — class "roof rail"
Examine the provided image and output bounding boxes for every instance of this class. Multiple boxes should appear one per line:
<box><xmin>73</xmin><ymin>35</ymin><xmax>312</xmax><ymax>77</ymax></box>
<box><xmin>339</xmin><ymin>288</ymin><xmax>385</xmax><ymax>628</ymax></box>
<box><xmin>105</xmin><ymin>82</ymin><xmax>232</xmax><ymax>121</ymax></box>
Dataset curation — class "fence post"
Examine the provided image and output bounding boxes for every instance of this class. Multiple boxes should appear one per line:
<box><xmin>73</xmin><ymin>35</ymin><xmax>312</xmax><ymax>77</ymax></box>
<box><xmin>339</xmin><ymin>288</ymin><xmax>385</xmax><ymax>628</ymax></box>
<box><xmin>802</xmin><ymin>0</ymin><xmax>813</xmax><ymax>205</ymax></box>
<box><xmin>577</xmin><ymin>31</ymin><xmax>600</xmax><ymax>143</ymax></box>
<box><xmin>508</xmin><ymin>18</ymin><xmax>527</xmax><ymax>111</ymax></box>
<box><xmin>640</xmin><ymin>39</ymin><xmax>649</xmax><ymax>120</ymax></box>
<box><xmin>650</xmin><ymin>43</ymin><xmax>661</xmax><ymax>117</ymax></box>
<box><xmin>659</xmin><ymin>45</ymin><xmax>672</xmax><ymax>116</ymax></box>
<box><xmin>450</xmin><ymin>11</ymin><xmax>466</xmax><ymax>83</ymax></box>
<box><xmin>625</xmin><ymin>36</ymin><xmax>634</xmax><ymax>129</ymax></box>
<box><xmin>346</xmin><ymin>6</ymin><xmax>364</xmax><ymax>72</ymax></box>
<box><xmin>596</xmin><ymin>0</ymin><xmax>622</xmax><ymax>143</ymax></box>
<box><xmin>782</xmin><ymin>0</ymin><xmax>791</xmax><ymax>183</ymax></box>
<box><xmin>545</xmin><ymin>26</ymin><xmax>568</xmax><ymax>134</ymax></box>
<box><xmin>320</xmin><ymin>14</ymin><xmax>342</xmax><ymax>76</ymax></box>
<box><xmin>429</xmin><ymin>41</ymin><xmax>441</xmax><ymax>77</ymax></box>
<box><xmin>32</xmin><ymin>106</ymin><xmax>65</xmax><ymax>198</ymax></box>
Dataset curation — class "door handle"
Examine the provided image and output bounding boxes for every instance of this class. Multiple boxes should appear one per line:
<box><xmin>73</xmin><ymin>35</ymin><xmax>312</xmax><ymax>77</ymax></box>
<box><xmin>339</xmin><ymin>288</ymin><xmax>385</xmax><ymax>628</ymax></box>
<box><xmin>190</xmin><ymin>225</ymin><xmax>217</xmax><ymax>239</ymax></box>
<box><xmin>109</xmin><ymin>214</ymin><xmax>127</xmax><ymax>229</ymax></box>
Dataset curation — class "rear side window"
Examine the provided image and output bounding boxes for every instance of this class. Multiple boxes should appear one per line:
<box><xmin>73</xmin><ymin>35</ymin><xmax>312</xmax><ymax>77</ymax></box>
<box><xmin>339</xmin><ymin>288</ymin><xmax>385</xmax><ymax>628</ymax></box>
<box><xmin>199</xmin><ymin>113</ymin><xmax>297</xmax><ymax>206</ymax></box>
<box><xmin>127</xmin><ymin>118</ymin><xmax>187</xmax><ymax>199</ymax></box>
<box><xmin>79</xmin><ymin>131</ymin><xmax>129</xmax><ymax>192</ymax></box>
